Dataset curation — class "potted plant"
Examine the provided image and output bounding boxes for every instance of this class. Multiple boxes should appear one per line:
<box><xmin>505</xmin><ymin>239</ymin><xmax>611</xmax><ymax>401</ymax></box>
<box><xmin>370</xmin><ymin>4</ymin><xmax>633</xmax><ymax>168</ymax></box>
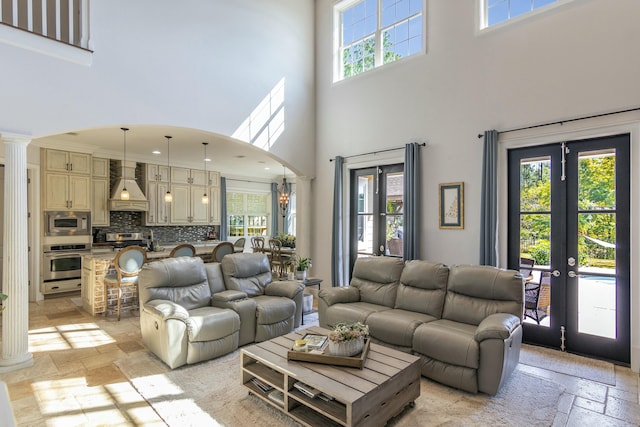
<box><xmin>328</xmin><ymin>322</ymin><xmax>369</xmax><ymax>356</ymax></box>
<box><xmin>0</xmin><ymin>292</ymin><xmax>7</xmax><ymax>313</ymax></box>
<box><xmin>294</xmin><ymin>256</ymin><xmax>312</xmax><ymax>280</ymax></box>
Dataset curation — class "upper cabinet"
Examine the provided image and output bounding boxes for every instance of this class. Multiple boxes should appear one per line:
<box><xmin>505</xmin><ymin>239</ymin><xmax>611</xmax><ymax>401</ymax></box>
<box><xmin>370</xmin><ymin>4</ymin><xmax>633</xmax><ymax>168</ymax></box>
<box><xmin>146</xmin><ymin>164</ymin><xmax>221</xmax><ymax>226</ymax></box>
<box><xmin>42</xmin><ymin>149</ymin><xmax>91</xmax><ymax>211</ymax></box>
<box><xmin>147</xmin><ymin>164</ymin><xmax>170</xmax><ymax>182</ymax></box>
<box><xmin>44</xmin><ymin>149</ymin><xmax>91</xmax><ymax>175</ymax></box>
<box><xmin>91</xmin><ymin>158</ymin><xmax>110</xmax><ymax>226</ymax></box>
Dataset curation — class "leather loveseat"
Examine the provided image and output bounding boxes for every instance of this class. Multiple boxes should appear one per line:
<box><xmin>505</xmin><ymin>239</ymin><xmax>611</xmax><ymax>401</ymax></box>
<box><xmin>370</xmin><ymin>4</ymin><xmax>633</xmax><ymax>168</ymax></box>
<box><xmin>138</xmin><ymin>253</ymin><xmax>304</xmax><ymax>369</ymax></box>
<box><xmin>318</xmin><ymin>257</ymin><xmax>524</xmax><ymax>395</ymax></box>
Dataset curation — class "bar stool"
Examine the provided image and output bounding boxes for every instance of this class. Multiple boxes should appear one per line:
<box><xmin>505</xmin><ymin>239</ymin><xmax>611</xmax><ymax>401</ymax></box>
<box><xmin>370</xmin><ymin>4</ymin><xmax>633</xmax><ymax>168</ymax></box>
<box><xmin>212</xmin><ymin>241</ymin><xmax>235</xmax><ymax>262</ymax></box>
<box><xmin>103</xmin><ymin>246</ymin><xmax>147</xmax><ymax>321</ymax></box>
<box><xmin>170</xmin><ymin>243</ymin><xmax>196</xmax><ymax>258</ymax></box>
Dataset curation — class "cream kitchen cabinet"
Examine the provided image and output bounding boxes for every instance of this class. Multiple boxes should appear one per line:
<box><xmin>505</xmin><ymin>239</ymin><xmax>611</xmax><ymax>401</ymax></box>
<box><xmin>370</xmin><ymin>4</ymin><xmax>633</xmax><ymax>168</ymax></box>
<box><xmin>92</xmin><ymin>157</ymin><xmax>109</xmax><ymax>179</ymax></box>
<box><xmin>91</xmin><ymin>179</ymin><xmax>110</xmax><ymax>226</ymax></box>
<box><xmin>91</xmin><ymin>158</ymin><xmax>110</xmax><ymax>226</ymax></box>
<box><xmin>147</xmin><ymin>164</ymin><xmax>170</xmax><ymax>182</ymax></box>
<box><xmin>44</xmin><ymin>173</ymin><xmax>91</xmax><ymax>211</ymax></box>
<box><xmin>171</xmin><ymin>167</ymin><xmax>207</xmax><ymax>186</ymax></box>
<box><xmin>209</xmin><ymin>186</ymin><xmax>221</xmax><ymax>225</ymax></box>
<box><xmin>169</xmin><ymin>184</ymin><xmax>209</xmax><ymax>224</ymax></box>
<box><xmin>44</xmin><ymin>149</ymin><xmax>91</xmax><ymax>175</ymax></box>
<box><xmin>208</xmin><ymin>171</ymin><xmax>220</xmax><ymax>187</ymax></box>
<box><xmin>146</xmin><ymin>181</ymin><xmax>170</xmax><ymax>225</ymax></box>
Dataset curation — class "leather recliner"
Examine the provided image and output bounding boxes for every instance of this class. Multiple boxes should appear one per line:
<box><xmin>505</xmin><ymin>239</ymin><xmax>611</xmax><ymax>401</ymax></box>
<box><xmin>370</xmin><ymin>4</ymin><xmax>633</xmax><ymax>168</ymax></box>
<box><xmin>138</xmin><ymin>256</ymin><xmax>241</xmax><ymax>369</ymax></box>
<box><xmin>217</xmin><ymin>253</ymin><xmax>304</xmax><ymax>345</ymax></box>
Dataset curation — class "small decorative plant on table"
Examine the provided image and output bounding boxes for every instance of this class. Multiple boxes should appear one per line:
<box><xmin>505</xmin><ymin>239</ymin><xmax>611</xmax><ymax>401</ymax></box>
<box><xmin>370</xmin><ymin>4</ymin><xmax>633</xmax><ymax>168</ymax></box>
<box><xmin>294</xmin><ymin>256</ymin><xmax>312</xmax><ymax>280</ymax></box>
<box><xmin>328</xmin><ymin>321</ymin><xmax>369</xmax><ymax>357</ymax></box>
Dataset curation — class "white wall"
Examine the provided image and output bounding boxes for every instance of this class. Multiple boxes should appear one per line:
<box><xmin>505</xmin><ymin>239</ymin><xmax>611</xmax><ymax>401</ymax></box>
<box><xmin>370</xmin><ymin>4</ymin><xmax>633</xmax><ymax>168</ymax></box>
<box><xmin>314</xmin><ymin>0</ymin><xmax>640</xmax><ymax>369</ymax></box>
<box><xmin>0</xmin><ymin>0</ymin><xmax>316</xmax><ymax>176</ymax></box>
<box><xmin>314</xmin><ymin>0</ymin><xmax>640</xmax><ymax>267</ymax></box>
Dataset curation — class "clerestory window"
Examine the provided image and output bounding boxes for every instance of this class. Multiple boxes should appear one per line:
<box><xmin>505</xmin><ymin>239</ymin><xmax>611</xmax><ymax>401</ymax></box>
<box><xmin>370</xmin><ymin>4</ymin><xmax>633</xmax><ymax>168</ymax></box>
<box><xmin>481</xmin><ymin>0</ymin><xmax>571</xmax><ymax>29</ymax></box>
<box><xmin>335</xmin><ymin>0</ymin><xmax>423</xmax><ymax>81</ymax></box>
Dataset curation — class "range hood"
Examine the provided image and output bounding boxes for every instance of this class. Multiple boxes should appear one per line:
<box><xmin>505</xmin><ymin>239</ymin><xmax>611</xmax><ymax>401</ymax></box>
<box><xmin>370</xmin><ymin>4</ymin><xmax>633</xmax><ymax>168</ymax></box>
<box><xmin>109</xmin><ymin>160</ymin><xmax>149</xmax><ymax>211</ymax></box>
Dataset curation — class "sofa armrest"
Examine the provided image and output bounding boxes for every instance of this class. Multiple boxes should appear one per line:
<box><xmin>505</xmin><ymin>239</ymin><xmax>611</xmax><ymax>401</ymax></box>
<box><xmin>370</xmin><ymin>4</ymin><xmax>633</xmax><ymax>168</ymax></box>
<box><xmin>212</xmin><ymin>290</ymin><xmax>248</xmax><ymax>303</ymax></box>
<box><xmin>475</xmin><ymin>313</ymin><xmax>521</xmax><ymax>342</ymax></box>
<box><xmin>144</xmin><ymin>300</ymin><xmax>190</xmax><ymax>321</ymax></box>
<box><xmin>318</xmin><ymin>287</ymin><xmax>360</xmax><ymax>307</ymax></box>
<box><xmin>265</xmin><ymin>281</ymin><xmax>304</xmax><ymax>299</ymax></box>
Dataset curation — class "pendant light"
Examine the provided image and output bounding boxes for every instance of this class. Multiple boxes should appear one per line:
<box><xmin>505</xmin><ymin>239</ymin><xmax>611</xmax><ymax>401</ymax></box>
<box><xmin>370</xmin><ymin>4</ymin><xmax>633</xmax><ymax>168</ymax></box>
<box><xmin>164</xmin><ymin>135</ymin><xmax>173</xmax><ymax>203</ymax></box>
<box><xmin>201</xmin><ymin>142</ymin><xmax>209</xmax><ymax>205</ymax></box>
<box><xmin>120</xmin><ymin>127</ymin><xmax>130</xmax><ymax>201</ymax></box>
<box><xmin>278</xmin><ymin>165</ymin><xmax>290</xmax><ymax>218</ymax></box>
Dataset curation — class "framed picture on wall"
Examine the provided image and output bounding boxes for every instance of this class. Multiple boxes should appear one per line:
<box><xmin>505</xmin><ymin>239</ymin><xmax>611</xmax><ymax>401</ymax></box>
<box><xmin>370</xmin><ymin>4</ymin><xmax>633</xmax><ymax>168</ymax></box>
<box><xmin>439</xmin><ymin>182</ymin><xmax>464</xmax><ymax>229</ymax></box>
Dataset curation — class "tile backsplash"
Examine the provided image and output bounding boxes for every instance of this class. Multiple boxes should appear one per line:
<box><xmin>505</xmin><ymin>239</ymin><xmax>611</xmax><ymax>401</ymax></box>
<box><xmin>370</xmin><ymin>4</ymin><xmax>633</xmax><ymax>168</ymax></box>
<box><xmin>93</xmin><ymin>211</ymin><xmax>220</xmax><ymax>243</ymax></box>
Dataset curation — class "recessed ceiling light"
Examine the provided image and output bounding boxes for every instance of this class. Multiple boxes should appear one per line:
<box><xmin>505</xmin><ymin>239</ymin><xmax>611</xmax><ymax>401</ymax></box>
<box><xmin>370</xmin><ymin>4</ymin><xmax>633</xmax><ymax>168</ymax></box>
<box><xmin>204</xmin><ymin>158</ymin><xmax>211</xmax><ymax>162</ymax></box>
<box><xmin>264</xmin><ymin>167</ymin><xmax>270</xmax><ymax>170</ymax></box>
<box><xmin>152</xmin><ymin>150</ymin><xmax>161</xmax><ymax>155</ymax></box>
<box><xmin>235</xmin><ymin>155</ymin><xmax>246</xmax><ymax>159</ymax></box>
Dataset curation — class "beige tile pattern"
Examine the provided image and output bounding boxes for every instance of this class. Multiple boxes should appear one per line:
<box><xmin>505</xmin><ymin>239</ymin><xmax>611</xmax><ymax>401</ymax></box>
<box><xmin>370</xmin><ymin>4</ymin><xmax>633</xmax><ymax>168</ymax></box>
<box><xmin>0</xmin><ymin>295</ymin><xmax>638</xmax><ymax>426</ymax></box>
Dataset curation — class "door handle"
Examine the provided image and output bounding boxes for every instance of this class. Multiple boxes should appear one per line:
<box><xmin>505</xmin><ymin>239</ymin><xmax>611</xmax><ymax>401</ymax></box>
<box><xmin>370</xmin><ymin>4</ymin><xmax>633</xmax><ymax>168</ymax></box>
<box><xmin>552</xmin><ymin>270</ymin><xmax>561</xmax><ymax>277</ymax></box>
<box><xmin>568</xmin><ymin>271</ymin><xmax>577</xmax><ymax>278</ymax></box>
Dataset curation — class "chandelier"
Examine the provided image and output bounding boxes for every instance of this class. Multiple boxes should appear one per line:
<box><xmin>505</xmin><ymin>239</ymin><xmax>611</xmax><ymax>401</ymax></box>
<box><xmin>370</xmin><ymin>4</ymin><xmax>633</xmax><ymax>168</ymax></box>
<box><xmin>279</xmin><ymin>166</ymin><xmax>290</xmax><ymax>218</ymax></box>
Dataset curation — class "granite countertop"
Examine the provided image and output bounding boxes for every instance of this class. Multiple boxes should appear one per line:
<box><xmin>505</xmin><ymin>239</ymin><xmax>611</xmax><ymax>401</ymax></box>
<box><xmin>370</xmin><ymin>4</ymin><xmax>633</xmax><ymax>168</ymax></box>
<box><xmin>86</xmin><ymin>241</ymin><xmax>220</xmax><ymax>261</ymax></box>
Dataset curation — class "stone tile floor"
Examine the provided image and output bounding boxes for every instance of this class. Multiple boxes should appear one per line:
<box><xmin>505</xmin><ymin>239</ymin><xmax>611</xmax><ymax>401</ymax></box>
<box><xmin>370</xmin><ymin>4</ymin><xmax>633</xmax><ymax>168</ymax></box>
<box><xmin>0</xmin><ymin>295</ymin><xmax>638</xmax><ymax>426</ymax></box>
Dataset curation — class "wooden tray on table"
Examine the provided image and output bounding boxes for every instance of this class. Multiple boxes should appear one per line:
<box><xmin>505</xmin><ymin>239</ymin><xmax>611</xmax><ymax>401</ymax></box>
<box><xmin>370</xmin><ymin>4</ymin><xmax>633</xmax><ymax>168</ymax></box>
<box><xmin>287</xmin><ymin>338</ymin><xmax>370</xmax><ymax>369</ymax></box>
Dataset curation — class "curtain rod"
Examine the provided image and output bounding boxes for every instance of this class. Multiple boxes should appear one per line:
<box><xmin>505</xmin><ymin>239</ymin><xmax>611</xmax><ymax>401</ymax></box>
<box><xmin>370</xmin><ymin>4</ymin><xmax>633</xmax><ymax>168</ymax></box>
<box><xmin>477</xmin><ymin>106</ymin><xmax>640</xmax><ymax>139</ymax></box>
<box><xmin>226</xmin><ymin>178</ymin><xmax>271</xmax><ymax>184</ymax></box>
<box><xmin>329</xmin><ymin>142</ymin><xmax>426</xmax><ymax>162</ymax></box>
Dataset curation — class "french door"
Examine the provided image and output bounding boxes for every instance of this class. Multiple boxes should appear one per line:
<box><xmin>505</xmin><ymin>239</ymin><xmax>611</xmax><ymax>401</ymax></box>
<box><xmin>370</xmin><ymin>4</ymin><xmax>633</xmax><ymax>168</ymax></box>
<box><xmin>508</xmin><ymin>134</ymin><xmax>630</xmax><ymax>364</ymax></box>
<box><xmin>350</xmin><ymin>164</ymin><xmax>404</xmax><ymax>271</ymax></box>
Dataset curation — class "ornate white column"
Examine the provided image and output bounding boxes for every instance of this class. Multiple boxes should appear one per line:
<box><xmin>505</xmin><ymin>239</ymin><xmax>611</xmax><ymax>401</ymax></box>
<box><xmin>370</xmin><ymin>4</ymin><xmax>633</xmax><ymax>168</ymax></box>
<box><xmin>0</xmin><ymin>133</ymin><xmax>33</xmax><ymax>373</ymax></box>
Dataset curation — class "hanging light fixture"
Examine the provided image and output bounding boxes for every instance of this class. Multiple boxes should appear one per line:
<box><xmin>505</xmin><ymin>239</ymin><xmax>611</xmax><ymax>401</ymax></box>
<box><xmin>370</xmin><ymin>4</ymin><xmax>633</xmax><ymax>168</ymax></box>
<box><xmin>278</xmin><ymin>166</ymin><xmax>290</xmax><ymax>218</ymax></box>
<box><xmin>201</xmin><ymin>142</ymin><xmax>209</xmax><ymax>205</ymax></box>
<box><xmin>164</xmin><ymin>135</ymin><xmax>173</xmax><ymax>202</ymax></box>
<box><xmin>120</xmin><ymin>127</ymin><xmax>130</xmax><ymax>201</ymax></box>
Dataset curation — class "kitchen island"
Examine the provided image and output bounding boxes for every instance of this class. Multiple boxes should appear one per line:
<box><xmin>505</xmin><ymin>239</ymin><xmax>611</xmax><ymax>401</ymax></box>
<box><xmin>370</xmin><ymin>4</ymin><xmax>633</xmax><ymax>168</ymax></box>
<box><xmin>81</xmin><ymin>241</ymin><xmax>220</xmax><ymax>316</ymax></box>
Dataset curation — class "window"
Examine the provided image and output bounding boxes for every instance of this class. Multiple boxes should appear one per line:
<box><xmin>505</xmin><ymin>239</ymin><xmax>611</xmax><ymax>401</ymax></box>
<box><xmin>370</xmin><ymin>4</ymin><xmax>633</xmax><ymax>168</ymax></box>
<box><xmin>336</xmin><ymin>0</ymin><xmax>423</xmax><ymax>81</ymax></box>
<box><xmin>482</xmin><ymin>0</ymin><xmax>562</xmax><ymax>28</ymax></box>
<box><xmin>227</xmin><ymin>192</ymin><xmax>269</xmax><ymax>237</ymax></box>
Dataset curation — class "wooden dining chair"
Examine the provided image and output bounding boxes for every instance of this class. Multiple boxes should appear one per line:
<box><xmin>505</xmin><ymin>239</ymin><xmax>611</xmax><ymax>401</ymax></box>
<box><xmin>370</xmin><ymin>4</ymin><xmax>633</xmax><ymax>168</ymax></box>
<box><xmin>251</xmin><ymin>236</ymin><xmax>265</xmax><ymax>253</ymax></box>
<box><xmin>268</xmin><ymin>238</ymin><xmax>287</xmax><ymax>278</ymax></box>
<box><xmin>233</xmin><ymin>237</ymin><xmax>246</xmax><ymax>253</ymax></box>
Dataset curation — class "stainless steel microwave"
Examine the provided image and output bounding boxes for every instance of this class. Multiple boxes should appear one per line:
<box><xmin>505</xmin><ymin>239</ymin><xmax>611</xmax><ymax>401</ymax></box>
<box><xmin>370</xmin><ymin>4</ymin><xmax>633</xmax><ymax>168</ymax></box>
<box><xmin>45</xmin><ymin>211</ymin><xmax>91</xmax><ymax>236</ymax></box>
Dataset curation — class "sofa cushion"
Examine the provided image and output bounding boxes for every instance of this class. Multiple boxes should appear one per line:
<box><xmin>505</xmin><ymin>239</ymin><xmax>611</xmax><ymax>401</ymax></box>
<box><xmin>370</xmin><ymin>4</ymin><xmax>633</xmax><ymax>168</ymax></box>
<box><xmin>185</xmin><ymin>307</ymin><xmax>240</xmax><ymax>342</ymax></box>
<box><xmin>395</xmin><ymin>260</ymin><xmax>448</xmax><ymax>317</ymax></box>
<box><xmin>221</xmin><ymin>253</ymin><xmax>272</xmax><ymax>297</ymax></box>
<box><xmin>138</xmin><ymin>257</ymin><xmax>212</xmax><ymax>310</ymax></box>
<box><xmin>367</xmin><ymin>309</ymin><xmax>437</xmax><ymax>347</ymax></box>
<box><xmin>351</xmin><ymin>257</ymin><xmax>404</xmax><ymax>307</ymax></box>
<box><xmin>413</xmin><ymin>319</ymin><xmax>479</xmax><ymax>369</ymax></box>
<box><xmin>443</xmin><ymin>265</ymin><xmax>524</xmax><ymax>325</ymax></box>
<box><xmin>323</xmin><ymin>302</ymin><xmax>390</xmax><ymax>328</ymax></box>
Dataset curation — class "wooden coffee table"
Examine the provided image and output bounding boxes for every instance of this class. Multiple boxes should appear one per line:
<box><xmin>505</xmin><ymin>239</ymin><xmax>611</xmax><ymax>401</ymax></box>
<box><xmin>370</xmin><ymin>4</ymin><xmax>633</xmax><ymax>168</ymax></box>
<box><xmin>241</xmin><ymin>326</ymin><xmax>421</xmax><ymax>427</ymax></box>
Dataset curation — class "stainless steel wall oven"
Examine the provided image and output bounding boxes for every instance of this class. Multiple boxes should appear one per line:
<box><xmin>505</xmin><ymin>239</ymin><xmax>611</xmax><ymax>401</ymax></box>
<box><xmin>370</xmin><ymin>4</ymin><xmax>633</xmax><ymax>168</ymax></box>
<box><xmin>42</xmin><ymin>243</ymin><xmax>91</xmax><ymax>282</ymax></box>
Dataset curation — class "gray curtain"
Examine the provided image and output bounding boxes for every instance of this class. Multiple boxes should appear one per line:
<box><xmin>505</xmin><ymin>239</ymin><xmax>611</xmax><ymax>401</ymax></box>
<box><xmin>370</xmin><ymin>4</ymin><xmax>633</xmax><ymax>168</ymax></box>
<box><xmin>403</xmin><ymin>143</ymin><xmax>421</xmax><ymax>260</ymax></box>
<box><xmin>271</xmin><ymin>182</ymin><xmax>279</xmax><ymax>236</ymax></box>
<box><xmin>479</xmin><ymin>130</ymin><xmax>498</xmax><ymax>266</ymax></box>
<box><xmin>331</xmin><ymin>156</ymin><xmax>344</xmax><ymax>287</ymax></box>
<box><xmin>220</xmin><ymin>177</ymin><xmax>227</xmax><ymax>241</ymax></box>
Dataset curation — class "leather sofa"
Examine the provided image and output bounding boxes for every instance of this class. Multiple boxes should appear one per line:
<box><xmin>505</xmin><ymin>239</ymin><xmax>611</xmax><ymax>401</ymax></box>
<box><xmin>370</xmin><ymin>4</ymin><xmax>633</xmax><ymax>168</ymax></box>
<box><xmin>318</xmin><ymin>257</ymin><xmax>524</xmax><ymax>395</ymax></box>
<box><xmin>138</xmin><ymin>253</ymin><xmax>304</xmax><ymax>369</ymax></box>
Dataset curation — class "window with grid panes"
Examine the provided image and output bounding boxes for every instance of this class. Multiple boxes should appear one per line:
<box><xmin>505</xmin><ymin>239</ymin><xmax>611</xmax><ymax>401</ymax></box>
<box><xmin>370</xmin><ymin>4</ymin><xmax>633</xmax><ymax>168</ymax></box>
<box><xmin>482</xmin><ymin>0</ymin><xmax>563</xmax><ymax>28</ymax></box>
<box><xmin>226</xmin><ymin>192</ymin><xmax>268</xmax><ymax>237</ymax></box>
<box><xmin>335</xmin><ymin>0</ymin><xmax>423</xmax><ymax>81</ymax></box>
